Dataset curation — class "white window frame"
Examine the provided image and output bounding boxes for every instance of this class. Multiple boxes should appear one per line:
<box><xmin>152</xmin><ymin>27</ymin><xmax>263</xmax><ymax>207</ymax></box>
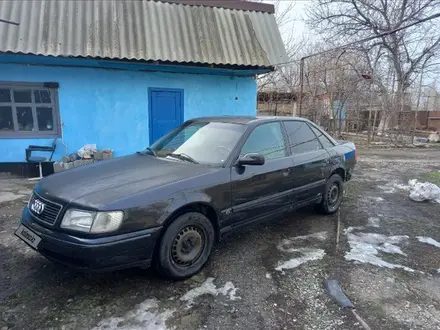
<box><xmin>0</xmin><ymin>82</ymin><xmax>61</xmax><ymax>139</ymax></box>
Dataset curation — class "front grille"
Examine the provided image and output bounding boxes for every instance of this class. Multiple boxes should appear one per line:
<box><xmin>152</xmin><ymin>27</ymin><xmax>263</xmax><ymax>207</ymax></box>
<box><xmin>29</xmin><ymin>192</ymin><xmax>63</xmax><ymax>225</ymax></box>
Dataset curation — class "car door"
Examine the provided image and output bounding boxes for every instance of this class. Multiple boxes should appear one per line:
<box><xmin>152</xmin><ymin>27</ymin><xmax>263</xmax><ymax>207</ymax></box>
<box><xmin>227</xmin><ymin>121</ymin><xmax>294</xmax><ymax>227</ymax></box>
<box><xmin>282</xmin><ymin>120</ymin><xmax>330</xmax><ymax>206</ymax></box>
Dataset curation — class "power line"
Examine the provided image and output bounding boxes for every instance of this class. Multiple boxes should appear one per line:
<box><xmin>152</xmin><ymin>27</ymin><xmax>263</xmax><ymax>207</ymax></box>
<box><xmin>277</xmin><ymin>11</ymin><xmax>440</xmax><ymax>68</ymax></box>
<box><xmin>0</xmin><ymin>18</ymin><xmax>19</xmax><ymax>26</ymax></box>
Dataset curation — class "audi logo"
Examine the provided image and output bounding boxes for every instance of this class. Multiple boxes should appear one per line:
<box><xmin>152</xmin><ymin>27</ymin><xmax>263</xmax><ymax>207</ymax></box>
<box><xmin>30</xmin><ymin>199</ymin><xmax>45</xmax><ymax>215</ymax></box>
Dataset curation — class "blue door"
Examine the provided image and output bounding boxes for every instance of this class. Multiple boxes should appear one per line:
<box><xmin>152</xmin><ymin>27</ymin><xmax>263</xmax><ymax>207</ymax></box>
<box><xmin>149</xmin><ymin>88</ymin><xmax>184</xmax><ymax>144</ymax></box>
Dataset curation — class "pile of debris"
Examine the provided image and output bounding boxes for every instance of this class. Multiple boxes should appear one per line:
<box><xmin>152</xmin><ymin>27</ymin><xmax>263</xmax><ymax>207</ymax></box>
<box><xmin>408</xmin><ymin>179</ymin><xmax>440</xmax><ymax>203</ymax></box>
<box><xmin>53</xmin><ymin>144</ymin><xmax>113</xmax><ymax>172</ymax></box>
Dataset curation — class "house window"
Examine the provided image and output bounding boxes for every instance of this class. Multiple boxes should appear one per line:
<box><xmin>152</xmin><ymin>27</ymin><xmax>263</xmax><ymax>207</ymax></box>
<box><xmin>0</xmin><ymin>82</ymin><xmax>60</xmax><ymax>138</ymax></box>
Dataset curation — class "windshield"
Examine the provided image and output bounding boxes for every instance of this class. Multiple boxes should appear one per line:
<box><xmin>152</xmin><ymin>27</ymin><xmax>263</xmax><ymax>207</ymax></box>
<box><xmin>147</xmin><ymin>121</ymin><xmax>246</xmax><ymax>165</ymax></box>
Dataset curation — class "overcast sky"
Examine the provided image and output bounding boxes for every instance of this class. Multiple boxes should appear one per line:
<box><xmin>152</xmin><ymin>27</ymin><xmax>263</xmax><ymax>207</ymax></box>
<box><xmin>266</xmin><ymin>0</ymin><xmax>312</xmax><ymax>45</ymax></box>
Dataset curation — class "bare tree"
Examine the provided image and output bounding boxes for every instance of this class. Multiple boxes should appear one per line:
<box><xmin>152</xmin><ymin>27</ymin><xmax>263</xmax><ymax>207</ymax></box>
<box><xmin>308</xmin><ymin>0</ymin><xmax>440</xmax><ymax>131</ymax></box>
<box><xmin>254</xmin><ymin>1</ymin><xmax>303</xmax><ymax>116</ymax></box>
<box><xmin>302</xmin><ymin>47</ymin><xmax>367</xmax><ymax>136</ymax></box>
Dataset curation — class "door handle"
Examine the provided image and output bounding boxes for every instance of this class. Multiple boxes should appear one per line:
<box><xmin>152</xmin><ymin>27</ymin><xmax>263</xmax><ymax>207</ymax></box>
<box><xmin>282</xmin><ymin>168</ymin><xmax>291</xmax><ymax>177</ymax></box>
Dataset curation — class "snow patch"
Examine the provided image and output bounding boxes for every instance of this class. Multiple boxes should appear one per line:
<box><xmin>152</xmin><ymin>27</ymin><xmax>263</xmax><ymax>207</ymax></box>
<box><xmin>345</xmin><ymin>232</ymin><xmax>414</xmax><ymax>272</ymax></box>
<box><xmin>395</xmin><ymin>183</ymin><xmax>411</xmax><ymax>191</ymax></box>
<box><xmin>345</xmin><ymin>216</ymin><xmax>380</xmax><ymax>235</ymax></box>
<box><xmin>0</xmin><ymin>192</ymin><xmax>25</xmax><ymax>203</ymax></box>
<box><xmin>92</xmin><ymin>299</ymin><xmax>174</xmax><ymax>330</ymax></box>
<box><xmin>289</xmin><ymin>231</ymin><xmax>328</xmax><ymax>241</ymax></box>
<box><xmin>367</xmin><ymin>217</ymin><xmax>380</xmax><ymax>227</ymax></box>
<box><xmin>277</xmin><ymin>231</ymin><xmax>327</xmax><ymax>253</ymax></box>
<box><xmin>416</xmin><ymin>236</ymin><xmax>440</xmax><ymax>248</ymax></box>
<box><xmin>180</xmin><ymin>278</ymin><xmax>240</xmax><ymax>307</ymax></box>
<box><xmin>378</xmin><ymin>242</ymin><xmax>407</xmax><ymax>256</ymax></box>
<box><xmin>344</xmin><ymin>226</ymin><xmax>365</xmax><ymax>235</ymax></box>
<box><xmin>265</xmin><ymin>273</ymin><xmax>272</xmax><ymax>279</ymax></box>
<box><xmin>275</xmin><ymin>248</ymin><xmax>326</xmax><ymax>273</ymax></box>
<box><xmin>378</xmin><ymin>181</ymin><xmax>410</xmax><ymax>194</ymax></box>
<box><xmin>367</xmin><ymin>196</ymin><xmax>385</xmax><ymax>202</ymax></box>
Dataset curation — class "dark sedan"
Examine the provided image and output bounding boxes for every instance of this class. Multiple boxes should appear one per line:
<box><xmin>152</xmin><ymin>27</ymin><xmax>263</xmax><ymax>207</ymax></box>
<box><xmin>16</xmin><ymin>116</ymin><xmax>356</xmax><ymax>279</ymax></box>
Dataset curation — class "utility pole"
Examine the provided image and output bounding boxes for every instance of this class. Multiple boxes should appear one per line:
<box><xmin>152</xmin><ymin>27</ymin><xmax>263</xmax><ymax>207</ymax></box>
<box><xmin>413</xmin><ymin>66</ymin><xmax>425</xmax><ymax>143</ymax></box>
<box><xmin>298</xmin><ymin>58</ymin><xmax>304</xmax><ymax>117</ymax></box>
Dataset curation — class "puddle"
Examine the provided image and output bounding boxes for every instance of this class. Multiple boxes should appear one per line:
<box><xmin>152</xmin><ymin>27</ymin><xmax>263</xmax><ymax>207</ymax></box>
<box><xmin>180</xmin><ymin>277</ymin><xmax>240</xmax><ymax>307</ymax></box>
<box><xmin>92</xmin><ymin>299</ymin><xmax>175</xmax><ymax>330</ymax></box>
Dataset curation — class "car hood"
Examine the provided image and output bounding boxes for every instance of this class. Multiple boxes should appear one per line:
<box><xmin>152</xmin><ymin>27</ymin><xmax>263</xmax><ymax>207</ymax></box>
<box><xmin>36</xmin><ymin>154</ymin><xmax>217</xmax><ymax>207</ymax></box>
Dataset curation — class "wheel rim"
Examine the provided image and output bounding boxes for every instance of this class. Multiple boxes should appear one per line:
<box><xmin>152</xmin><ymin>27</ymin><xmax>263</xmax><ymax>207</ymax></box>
<box><xmin>327</xmin><ymin>183</ymin><xmax>340</xmax><ymax>208</ymax></box>
<box><xmin>171</xmin><ymin>225</ymin><xmax>205</xmax><ymax>267</ymax></box>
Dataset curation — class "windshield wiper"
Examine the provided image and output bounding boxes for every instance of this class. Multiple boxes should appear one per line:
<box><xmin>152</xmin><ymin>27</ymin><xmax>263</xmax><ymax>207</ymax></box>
<box><xmin>137</xmin><ymin>147</ymin><xmax>157</xmax><ymax>157</ymax></box>
<box><xmin>168</xmin><ymin>153</ymin><xmax>198</xmax><ymax>164</ymax></box>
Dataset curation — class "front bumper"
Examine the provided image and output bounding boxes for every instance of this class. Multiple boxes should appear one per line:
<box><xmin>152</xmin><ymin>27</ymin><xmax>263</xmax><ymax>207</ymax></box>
<box><xmin>17</xmin><ymin>207</ymin><xmax>162</xmax><ymax>272</ymax></box>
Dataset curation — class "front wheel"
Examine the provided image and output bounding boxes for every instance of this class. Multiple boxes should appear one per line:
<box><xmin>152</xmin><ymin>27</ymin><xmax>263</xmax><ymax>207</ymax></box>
<box><xmin>156</xmin><ymin>212</ymin><xmax>215</xmax><ymax>280</ymax></box>
<box><xmin>315</xmin><ymin>174</ymin><xmax>344</xmax><ymax>214</ymax></box>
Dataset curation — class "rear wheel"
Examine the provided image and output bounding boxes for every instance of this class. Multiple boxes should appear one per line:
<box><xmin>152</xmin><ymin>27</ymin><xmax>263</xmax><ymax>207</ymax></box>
<box><xmin>156</xmin><ymin>212</ymin><xmax>215</xmax><ymax>280</ymax></box>
<box><xmin>316</xmin><ymin>174</ymin><xmax>344</xmax><ymax>214</ymax></box>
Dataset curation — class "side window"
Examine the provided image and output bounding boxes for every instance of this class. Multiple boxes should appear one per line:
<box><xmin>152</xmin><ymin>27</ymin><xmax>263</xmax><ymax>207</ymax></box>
<box><xmin>0</xmin><ymin>84</ymin><xmax>60</xmax><ymax>138</ymax></box>
<box><xmin>283</xmin><ymin>121</ymin><xmax>322</xmax><ymax>154</ymax></box>
<box><xmin>309</xmin><ymin>124</ymin><xmax>335</xmax><ymax>149</ymax></box>
<box><xmin>241</xmin><ymin>122</ymin><xmax>286</xmax><ymax>161</ymax></box>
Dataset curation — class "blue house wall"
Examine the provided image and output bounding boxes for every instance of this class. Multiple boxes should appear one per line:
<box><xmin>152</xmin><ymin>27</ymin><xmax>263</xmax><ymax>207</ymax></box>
<box><xmin>0</xmin><ymin>58</ymin><xmax>257</xmax><ymax>162</ymax></box>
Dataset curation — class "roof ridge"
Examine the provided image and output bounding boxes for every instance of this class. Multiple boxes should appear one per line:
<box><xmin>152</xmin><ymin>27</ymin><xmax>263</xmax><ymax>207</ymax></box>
<box><xmin>154</xmin><ymin>0</ymin><xmax>275</xmax><ymax>13</ymax></box>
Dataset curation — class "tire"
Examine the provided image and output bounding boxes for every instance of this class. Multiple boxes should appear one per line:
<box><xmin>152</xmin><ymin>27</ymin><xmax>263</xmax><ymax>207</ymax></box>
<box><xmin>316</xmin><ymin>174</ymin><xmax>344</xmax><ymax>214</ymax></box>
<box><xmin>156</xmin><ymin>212</ymin><xmax>215</xmax><ymax>280</ymax></box>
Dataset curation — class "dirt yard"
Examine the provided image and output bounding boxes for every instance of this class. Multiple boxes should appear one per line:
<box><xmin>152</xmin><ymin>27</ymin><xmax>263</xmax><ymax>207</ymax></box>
<box><xmin>1</xmin><ymin>148</ymin><xmax>440</xmax><ymax>330</ymax></box>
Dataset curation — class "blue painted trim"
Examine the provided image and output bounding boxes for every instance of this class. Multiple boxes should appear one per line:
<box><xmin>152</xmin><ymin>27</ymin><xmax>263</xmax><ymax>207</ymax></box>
<box><xmin>148</xmin><ymin>88</ymin><xmax>184</xmax><ymax>144</ymax></box>
<box><xmin>344</xmin><ymin>150</ymin><xmax>355</xmax><ymax>160</ymax></box>
<box><xmin>0</xmin><ymin>53</ymin><xmax>270</xmax><ymax>76</ymax></box>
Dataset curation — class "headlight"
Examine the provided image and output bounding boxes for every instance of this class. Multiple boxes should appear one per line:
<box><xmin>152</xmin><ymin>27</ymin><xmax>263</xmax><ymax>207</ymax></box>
<box><xmin>91</xmin><ymin>211</ymin><xmax>124</xmax><ymax>233</ymax></box>
<box><xmin>61</xmin><ymin>209</ymin><xmax>123</xmax><ymax>233</ymax></box>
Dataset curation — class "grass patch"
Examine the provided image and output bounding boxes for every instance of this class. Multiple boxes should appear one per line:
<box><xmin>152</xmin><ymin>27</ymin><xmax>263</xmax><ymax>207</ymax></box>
<box><xmin>420</xmin><ymin>172</ymin><xmax>440</xmax><ymax>186</ymax></box>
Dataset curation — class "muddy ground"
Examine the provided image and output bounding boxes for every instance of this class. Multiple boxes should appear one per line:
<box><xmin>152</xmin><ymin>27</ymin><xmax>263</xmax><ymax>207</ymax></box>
<box><xmin>1</xmin><ymin>148</ymin><xmax>440</xmax><ymax>330</ymax></box>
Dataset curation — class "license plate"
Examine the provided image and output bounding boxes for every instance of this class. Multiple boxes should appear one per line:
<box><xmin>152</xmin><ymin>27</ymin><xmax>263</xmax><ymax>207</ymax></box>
<box><xmin>15</xmin><ymin>224</ymin><xmax>41</xmax><ymax>249</ymax></box>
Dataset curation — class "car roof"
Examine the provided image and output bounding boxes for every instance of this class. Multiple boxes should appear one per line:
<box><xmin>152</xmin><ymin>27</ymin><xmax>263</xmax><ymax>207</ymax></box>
<box><xmin>190</xmin><ymin>115</ymin><xmax>308</xmax><ymax>125</ymax></box>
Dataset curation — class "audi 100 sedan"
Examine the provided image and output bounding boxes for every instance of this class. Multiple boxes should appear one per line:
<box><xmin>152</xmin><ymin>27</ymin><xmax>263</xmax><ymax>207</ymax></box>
<box><xmin>16</xmin><ymin>116</ymin><xmax>356</xmax><ymax>279</ymax></box>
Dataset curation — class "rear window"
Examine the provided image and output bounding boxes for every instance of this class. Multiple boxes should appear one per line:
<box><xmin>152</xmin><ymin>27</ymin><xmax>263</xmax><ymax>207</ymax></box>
<box><xmin>283</xmin><ymin>121</ymin><xmax>322</xmax><ymax>154</ymax></box>
<box><xmin>309</xmin><ymin>124</ymin><xmax>335</xmax><ymax>149</ymax></box>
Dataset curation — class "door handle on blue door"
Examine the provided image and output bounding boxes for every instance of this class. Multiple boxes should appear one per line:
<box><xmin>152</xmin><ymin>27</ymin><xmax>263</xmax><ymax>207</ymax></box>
<box><xmin>282</xmin><ymin>169</ymin><xmax>291</xmax><ymax>177</ymax></box>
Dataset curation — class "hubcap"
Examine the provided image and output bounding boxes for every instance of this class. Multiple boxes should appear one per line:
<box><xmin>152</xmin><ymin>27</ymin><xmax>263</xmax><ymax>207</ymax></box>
<box><xmin>171</xmin><ymin>225</ymin><xmax>204</xmax><ymax>267</ymax></box>
<box><xmin>328</xmin><ymin>184</ymin><xmax>340</xmax><ymax>207</ymax></box>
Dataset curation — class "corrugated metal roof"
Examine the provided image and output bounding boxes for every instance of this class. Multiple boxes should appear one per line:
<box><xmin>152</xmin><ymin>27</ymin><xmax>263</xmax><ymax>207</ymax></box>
<box><xmin>0</xmin><ymin>0</ymin><xmax>288</xmax><ymax>68</ymax></box>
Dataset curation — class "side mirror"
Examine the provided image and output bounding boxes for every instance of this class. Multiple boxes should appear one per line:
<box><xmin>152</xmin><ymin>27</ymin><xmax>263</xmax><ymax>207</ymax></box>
<box><xmin>236</xmin><ymin>153</ymin><xmax>265</xmax><ymax>166</ymax></box>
